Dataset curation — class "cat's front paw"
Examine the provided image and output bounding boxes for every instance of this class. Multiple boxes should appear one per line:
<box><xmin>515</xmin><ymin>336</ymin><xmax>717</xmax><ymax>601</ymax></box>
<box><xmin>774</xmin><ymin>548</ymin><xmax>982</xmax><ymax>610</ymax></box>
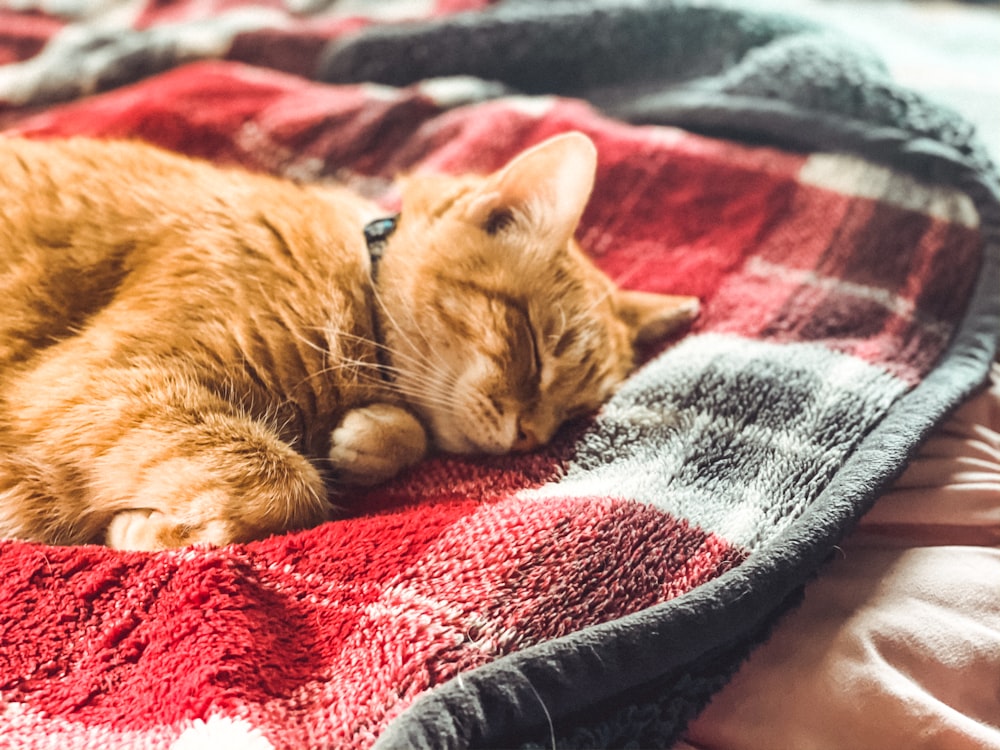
<box><xmin>328</xmin><ymin>404</ymin><xmax>427</xmax><ymax>486</ymax></box>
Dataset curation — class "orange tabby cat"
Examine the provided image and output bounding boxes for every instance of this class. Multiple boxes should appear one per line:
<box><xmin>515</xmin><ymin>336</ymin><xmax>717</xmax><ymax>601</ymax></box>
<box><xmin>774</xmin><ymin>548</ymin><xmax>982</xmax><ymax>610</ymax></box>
<box><xmin>0</xmin><ymin>132</ymin><xmax>697</xmax><ymax>551</ymax></box>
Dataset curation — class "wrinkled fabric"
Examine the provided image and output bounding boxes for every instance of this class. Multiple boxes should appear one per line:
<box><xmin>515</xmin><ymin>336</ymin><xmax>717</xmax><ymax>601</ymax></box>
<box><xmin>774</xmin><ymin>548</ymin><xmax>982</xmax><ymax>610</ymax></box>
<box><xmin>680</xmin><ymin>365</ymin><xmax>1000</xmax><ymax>750</ymax></box>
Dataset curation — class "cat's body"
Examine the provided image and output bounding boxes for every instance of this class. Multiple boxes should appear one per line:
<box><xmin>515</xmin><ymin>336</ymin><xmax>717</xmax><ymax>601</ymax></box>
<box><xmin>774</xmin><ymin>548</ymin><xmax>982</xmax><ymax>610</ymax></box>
<box><xmin>0</xmin><ymin>133</ymin><xmax>697</xmax><ymax>551</ymax></box>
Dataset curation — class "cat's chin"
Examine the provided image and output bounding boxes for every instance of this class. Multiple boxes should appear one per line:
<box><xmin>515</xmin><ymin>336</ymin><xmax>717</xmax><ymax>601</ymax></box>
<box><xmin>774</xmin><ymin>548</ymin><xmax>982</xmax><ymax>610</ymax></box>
<box><xmin>429</xmin><ymin>422</ymin><xmax>507</xmax><ymax>456</ymax></box>
<box><xmin>432</xmin><ymin>428</ymin><xmax>482</xmax><ymax>456</ymax></box>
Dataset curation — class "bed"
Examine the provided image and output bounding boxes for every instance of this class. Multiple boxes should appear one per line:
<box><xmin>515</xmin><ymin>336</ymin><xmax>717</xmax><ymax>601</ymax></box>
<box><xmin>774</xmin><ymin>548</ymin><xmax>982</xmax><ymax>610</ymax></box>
<box><xmin>1</xmin><ymin>2</ymin><xmax>998</xmax><ymax>748</ymax></box>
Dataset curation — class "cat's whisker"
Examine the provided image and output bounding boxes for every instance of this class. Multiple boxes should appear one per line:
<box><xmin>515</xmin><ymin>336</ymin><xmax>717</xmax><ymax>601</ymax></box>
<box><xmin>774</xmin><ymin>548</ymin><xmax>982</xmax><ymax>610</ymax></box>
<box><xmin>385</xmin><ymin>379</ymin><xmax>456</xmax><ymax>411</ymax></box>
<box><xmin>579</xmin><ymin>254</ymin><xmax>656</xmax><ymax>321</ymax></box>
<box><xmin>579</xmin><ymin>284</ymin><xmax>616</xmax><ymax>318</ymax></box>
<box><xmin>295</xmin><ymin>354</ymin><xmax>459</xmax><ymax>415</ymax></box>
<box><xmin>385</xmin><ymin>353</ymin><xmax>460</xmax><ymax>402</ymax></box>
<box><xmin>546</xmin><ymin>304</ymin><xmax>570</xmax><ymax>346</ymax></box>
<box><xmin>290</xmin><ymin>359</ymin><xmax>384</xmax><ymax>392</ymax></box>
<box><xmin>286</xmin><ymin>325</ymin><xmax>332</xmax><ymax>360</ymax></box>
<box><xmin>367</xmin><ymin>353</ymin><xmax>457</xmax><ymax>410</ymax></box>
<box><xmin>609</xmin><ymin>249</ymin><xmax>654</xmax><ymax>289</ymax></box>
<box><xmin>300</xmin><ymin>322</ymin><xmax>440</xmax><ymax>378</ymax></box>
<box><xmin>369</xmin><ymin>282</ymin><xmax>439</xmax><ymax>362</ymax></box>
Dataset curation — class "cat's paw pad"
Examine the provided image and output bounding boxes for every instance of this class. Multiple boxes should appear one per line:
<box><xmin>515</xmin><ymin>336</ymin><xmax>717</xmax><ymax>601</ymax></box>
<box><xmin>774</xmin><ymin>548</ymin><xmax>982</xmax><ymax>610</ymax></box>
<box><xmin>107</xmin><ymin>507</ymin><xmax>238</xmax><ymax>551</ymax></box>
<box><xmin>328</xmin><ymin>404</ymin><xmax>427</xmax><ymax>486</ymax></box>
<box><xmin>106</xmin><ymin>509</ymin><xmax>173</xmax><ymax>551</ymax></box>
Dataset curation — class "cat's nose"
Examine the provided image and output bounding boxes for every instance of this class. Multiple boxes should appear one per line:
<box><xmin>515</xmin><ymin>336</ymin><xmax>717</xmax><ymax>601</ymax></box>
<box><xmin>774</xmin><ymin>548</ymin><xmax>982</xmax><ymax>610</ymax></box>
<box><xmin>512</xmin><ymin>422</ymin><xmax>540</xmax><ymax>452</ymax></box>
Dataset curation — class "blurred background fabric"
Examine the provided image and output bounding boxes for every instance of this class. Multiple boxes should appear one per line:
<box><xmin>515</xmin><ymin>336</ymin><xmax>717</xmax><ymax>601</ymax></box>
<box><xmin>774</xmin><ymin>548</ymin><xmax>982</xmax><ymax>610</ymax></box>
<box><xmin>729</xmin><ymin>1</ymin><xmax>999</xmax><ymax>160</ymax></box>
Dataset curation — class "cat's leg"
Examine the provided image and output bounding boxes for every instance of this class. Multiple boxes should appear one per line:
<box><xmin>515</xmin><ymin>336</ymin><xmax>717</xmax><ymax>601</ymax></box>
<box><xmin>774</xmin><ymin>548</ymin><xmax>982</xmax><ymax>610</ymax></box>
<box><xmin>328</xmin><ymin>403</ymin><xmax>427</xmax><ymax>486</ymax></box>
<box><xmin>6</xmin><ymin>340</ymin><xmax>332</xmax><ymax>550</ymax></box>
<box><xmin>100</xmin><ymin>412</ymin><xmax>331</xmax><ymax>551</ymax></box>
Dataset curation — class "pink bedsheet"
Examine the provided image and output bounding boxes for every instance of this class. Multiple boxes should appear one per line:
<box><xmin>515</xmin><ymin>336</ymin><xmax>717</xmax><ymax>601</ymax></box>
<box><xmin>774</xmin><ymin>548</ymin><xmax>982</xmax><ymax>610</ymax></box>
<box><xmin>678</xmin><ymin>364</ymin><xmax>1000</xmax><ymax>749</ymax></box>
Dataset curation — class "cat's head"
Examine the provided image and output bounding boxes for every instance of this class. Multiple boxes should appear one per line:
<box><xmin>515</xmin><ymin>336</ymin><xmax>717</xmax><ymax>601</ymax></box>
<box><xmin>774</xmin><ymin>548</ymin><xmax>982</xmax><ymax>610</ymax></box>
<box><xmin>375</xmin><ymin>132</ymin><xmax>697</xmax><ymax>454</ymax></box>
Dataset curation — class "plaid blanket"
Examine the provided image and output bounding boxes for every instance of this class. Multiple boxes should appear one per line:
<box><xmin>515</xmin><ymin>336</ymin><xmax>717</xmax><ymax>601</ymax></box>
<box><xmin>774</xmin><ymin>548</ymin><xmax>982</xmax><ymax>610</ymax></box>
<box><xmin>2</xmin><ymin>2</ymin><xmax>998</xmax><ymax>748</ymax></box>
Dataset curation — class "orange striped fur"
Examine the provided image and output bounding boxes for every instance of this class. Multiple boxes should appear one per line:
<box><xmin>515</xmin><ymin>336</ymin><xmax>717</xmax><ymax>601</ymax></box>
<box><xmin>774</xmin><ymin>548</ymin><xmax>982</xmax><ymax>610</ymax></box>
<box><xmin>0</xmin><ymin>133</ymin><xmax>697</xmax><ymax>550</ymax></box>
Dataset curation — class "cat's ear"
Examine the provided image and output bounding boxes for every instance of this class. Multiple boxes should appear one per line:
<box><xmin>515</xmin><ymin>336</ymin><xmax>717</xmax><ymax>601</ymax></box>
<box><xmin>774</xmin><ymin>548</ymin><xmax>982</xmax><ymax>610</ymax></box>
<box><xmin>470</xmin><ymin>132</ymin><xmax>597</xmax><ymax>244</ymax></box>
<box><xmin>616</xmin><ymin>290</ymin><xmax>700</xmax><ymax>345</ymax></box>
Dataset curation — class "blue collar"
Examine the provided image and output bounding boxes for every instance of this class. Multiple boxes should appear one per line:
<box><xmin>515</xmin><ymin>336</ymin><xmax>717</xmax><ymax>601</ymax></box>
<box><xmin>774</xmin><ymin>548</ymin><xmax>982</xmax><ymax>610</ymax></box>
<box><xmin>363</xmin><ymin>214</ymin><xmax>399</xmax><ymax>273</ymax></box>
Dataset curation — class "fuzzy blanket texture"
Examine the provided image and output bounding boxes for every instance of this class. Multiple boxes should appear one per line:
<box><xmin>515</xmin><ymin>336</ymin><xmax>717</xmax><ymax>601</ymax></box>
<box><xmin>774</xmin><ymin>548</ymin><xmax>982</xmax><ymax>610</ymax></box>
<box><xmin>1</xmin><ymin>1</ymin><xmax>999</xmax><ymax>748</ymax></box>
